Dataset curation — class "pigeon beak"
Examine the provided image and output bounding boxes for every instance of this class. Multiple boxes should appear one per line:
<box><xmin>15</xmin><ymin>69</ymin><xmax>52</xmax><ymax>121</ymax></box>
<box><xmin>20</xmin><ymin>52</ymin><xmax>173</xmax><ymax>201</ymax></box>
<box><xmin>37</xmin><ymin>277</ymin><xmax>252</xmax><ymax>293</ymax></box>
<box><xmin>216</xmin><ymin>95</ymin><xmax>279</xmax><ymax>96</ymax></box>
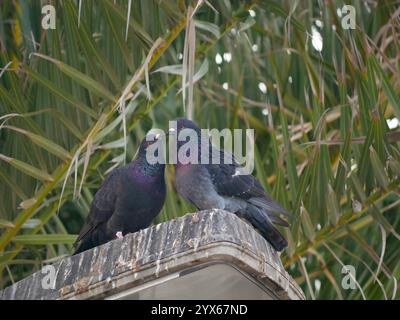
<box><xmin>153</xmin><ymin>132</ymin><xmax>168</xmax><ymax>140</ymax></box>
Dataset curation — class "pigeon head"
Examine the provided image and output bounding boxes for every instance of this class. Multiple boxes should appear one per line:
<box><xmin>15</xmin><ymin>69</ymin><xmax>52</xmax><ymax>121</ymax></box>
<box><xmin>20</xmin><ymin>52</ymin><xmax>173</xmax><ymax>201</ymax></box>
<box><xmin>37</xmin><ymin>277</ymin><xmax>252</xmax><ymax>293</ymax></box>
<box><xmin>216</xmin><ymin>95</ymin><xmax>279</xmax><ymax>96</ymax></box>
<box><xmin>169</xmin><ymin>118</ymin><xmax>210</xmax><ymax>165</ymax></box>
<box><xmin>138</xmin><ymin>132</ymin><xmax>163</xmax><ymax>154</ymax></box>
<box><xmin>169</xmin><ymin>118</ymin><xmax>202</xmax><ymax>149</ymax></box>
<box><xmin>175</xmin><ymin>118</ymin><xmax>201</xmax><ymax>133</ymax></box>
<box><xmin>134</xmin><ymin>132</ymin><xmax>166</xmax><ymax>175</ymax></box>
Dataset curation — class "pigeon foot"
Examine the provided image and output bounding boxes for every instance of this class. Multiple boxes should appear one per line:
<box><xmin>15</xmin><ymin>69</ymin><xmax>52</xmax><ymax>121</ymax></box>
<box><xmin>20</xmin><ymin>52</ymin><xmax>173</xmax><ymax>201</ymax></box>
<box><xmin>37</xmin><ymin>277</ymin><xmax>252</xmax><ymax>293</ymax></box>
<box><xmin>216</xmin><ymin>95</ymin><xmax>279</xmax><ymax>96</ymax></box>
<box><xmin>116</xmin><ymin>231</ymin><xmax>123</xmax><ymax>239</ymax></box>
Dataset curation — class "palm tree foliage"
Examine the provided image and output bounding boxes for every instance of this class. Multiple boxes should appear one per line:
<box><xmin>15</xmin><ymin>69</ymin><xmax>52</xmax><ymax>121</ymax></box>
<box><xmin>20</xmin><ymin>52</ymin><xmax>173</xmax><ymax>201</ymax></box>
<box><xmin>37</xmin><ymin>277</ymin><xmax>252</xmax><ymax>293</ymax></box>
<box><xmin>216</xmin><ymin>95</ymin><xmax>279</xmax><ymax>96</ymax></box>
<box><xmin>0</xmin><ymin>0</ymin><xmax>399</xmax><ymax>299</ymax></box>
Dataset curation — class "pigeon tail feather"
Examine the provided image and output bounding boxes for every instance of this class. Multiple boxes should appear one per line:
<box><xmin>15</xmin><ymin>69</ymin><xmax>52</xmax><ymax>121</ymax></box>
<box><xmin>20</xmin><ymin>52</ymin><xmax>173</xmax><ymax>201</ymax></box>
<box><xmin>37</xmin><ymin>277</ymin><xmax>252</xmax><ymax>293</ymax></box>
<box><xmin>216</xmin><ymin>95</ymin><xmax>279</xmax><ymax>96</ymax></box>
<box><xmin>244</xmin><ymin>205</ymin><xmax>288</xmax><ymax>251</ymax></box>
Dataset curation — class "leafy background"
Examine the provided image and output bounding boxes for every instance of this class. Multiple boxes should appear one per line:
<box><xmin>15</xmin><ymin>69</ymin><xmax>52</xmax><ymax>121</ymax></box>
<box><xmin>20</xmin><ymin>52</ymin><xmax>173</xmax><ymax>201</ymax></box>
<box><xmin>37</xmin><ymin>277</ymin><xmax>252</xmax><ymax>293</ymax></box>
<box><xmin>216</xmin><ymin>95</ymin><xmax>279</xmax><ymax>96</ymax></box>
<box><xmin>0</xmin><ymin>0</ymin><xmax>399</xmax><ymax>299</ymax></box>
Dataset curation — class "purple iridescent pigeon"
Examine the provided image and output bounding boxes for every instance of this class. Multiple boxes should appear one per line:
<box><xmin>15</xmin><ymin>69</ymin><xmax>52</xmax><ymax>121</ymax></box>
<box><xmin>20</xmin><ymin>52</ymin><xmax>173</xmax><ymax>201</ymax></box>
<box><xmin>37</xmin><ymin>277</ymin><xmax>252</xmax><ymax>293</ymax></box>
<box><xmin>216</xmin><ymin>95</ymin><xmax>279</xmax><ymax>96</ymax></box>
<box><xmin>73</xmin><ymin>134</ymin><xmax>166</xmax><ymax>254</ymax></box>
<box><xmin>171</xmin><ymin>118</ymin><xmax>290</xmax><ymax>251</ymax></box>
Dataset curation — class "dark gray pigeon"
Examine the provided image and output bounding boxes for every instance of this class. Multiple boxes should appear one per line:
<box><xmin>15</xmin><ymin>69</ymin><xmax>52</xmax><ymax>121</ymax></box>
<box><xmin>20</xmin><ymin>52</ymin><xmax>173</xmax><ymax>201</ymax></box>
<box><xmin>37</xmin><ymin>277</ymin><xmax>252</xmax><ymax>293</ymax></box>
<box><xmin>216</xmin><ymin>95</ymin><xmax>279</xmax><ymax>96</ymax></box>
<box><xmin>171</xmin><ymin>118</ymin><xmax>290</xmax><ymax>251</ymax></box>
<box><xmin>73</xmin><ymin>134</ymin><xmax>166</xmax><ymax>254</ymax></box>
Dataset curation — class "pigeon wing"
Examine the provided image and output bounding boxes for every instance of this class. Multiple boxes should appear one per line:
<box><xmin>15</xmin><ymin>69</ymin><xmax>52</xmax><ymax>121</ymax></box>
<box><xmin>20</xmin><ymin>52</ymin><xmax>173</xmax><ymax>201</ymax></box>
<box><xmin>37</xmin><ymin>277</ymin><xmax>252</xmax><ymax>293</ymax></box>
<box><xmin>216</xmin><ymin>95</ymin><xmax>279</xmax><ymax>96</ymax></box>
<box><xmin>74</xmin><ymin>168</ymin><xmax>122</xmax><ymax>247</ymax></box>
<box><xmin>206</xmin><ymin>147</ymin><xmax>265</xmax><ymax>199</ymax></box>
<box><xmin>207</xmin><ymin>148</ymin><xmax>290</xmax><ymax>217</ymax></box>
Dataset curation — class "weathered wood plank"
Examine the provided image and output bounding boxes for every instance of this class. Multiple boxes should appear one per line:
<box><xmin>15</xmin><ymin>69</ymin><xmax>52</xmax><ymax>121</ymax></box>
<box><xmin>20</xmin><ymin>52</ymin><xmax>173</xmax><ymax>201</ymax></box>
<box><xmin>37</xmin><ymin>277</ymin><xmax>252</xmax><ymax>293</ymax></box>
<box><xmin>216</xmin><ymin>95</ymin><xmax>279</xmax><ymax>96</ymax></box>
<box><xmin>1</xmin><ymin>210</ymin><xmax>304</xmax><ymax>300</ymax></box>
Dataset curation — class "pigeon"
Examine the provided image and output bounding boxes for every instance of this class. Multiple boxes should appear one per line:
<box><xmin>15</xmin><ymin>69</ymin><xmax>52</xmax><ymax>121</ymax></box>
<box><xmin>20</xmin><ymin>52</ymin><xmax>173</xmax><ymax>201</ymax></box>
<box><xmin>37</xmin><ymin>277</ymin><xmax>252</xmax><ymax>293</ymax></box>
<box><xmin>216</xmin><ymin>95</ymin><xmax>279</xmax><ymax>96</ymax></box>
<box><xmin>170</xmin><ymin>118</ymin><xmax>290</xmax><ymax>251</ymax></box>
<box><xmin>73</xmin><ymin>133</ymin><xmax>167</xmax><ymax>254</ymax></box>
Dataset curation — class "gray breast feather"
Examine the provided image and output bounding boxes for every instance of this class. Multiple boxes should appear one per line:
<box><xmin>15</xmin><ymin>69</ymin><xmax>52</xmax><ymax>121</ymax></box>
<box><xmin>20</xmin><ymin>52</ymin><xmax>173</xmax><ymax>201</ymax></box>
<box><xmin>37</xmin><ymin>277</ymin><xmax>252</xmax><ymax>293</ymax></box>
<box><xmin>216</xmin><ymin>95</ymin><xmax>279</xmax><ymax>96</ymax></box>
<box><xmin>175</xmin><ymin>165</ymin><xmax>225</xmax><ymax>210</ymax></box>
